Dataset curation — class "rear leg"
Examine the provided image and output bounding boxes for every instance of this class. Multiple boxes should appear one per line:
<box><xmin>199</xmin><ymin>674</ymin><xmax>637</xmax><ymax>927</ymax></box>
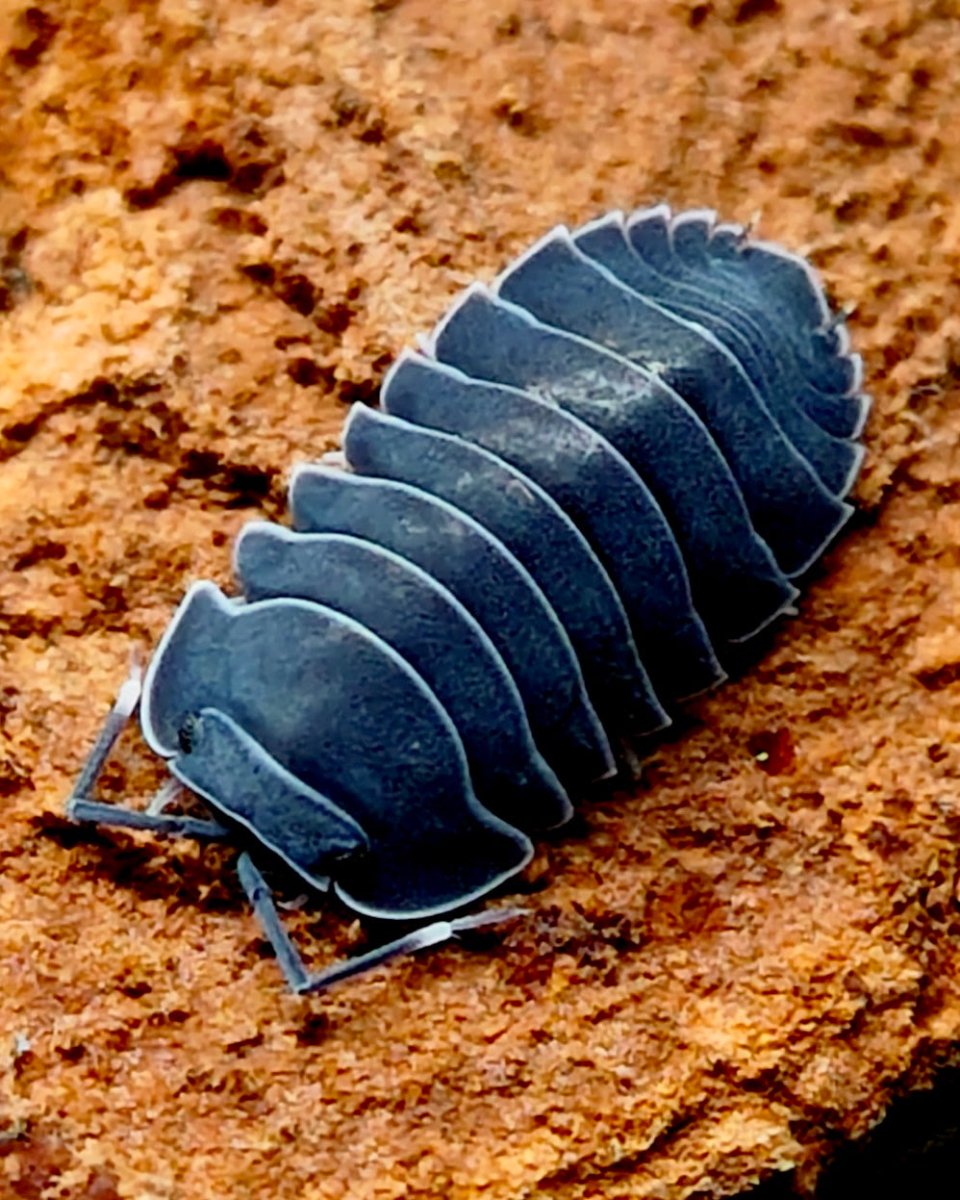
<box><xmin>237</xmin><ymin>853</ymin><xmax>526</xmax><ymax>994</ymax></box>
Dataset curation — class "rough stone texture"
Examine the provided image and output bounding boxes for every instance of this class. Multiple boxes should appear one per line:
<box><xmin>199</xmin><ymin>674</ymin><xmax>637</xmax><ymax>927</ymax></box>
<box><xmin>1</xmin><ymin>0</ymin><xmax>959</xmax><ymax>1197</ymax></box>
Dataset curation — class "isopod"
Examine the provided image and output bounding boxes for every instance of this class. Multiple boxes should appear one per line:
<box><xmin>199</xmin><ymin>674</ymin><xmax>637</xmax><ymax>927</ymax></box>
<box><xmin>66</xmin><ymin>206</ymin><xmax>869</xmax><ymax>993</ymax></box>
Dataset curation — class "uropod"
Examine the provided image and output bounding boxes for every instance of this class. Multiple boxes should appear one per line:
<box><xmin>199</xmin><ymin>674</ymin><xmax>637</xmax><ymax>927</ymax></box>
<box><xmin>67</xmin><ymin>206</ymin><xmax>869</xmax><ymax>994</ymax></box>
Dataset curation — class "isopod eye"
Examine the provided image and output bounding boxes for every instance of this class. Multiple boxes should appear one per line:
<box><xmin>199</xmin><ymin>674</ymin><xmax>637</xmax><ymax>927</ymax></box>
<box><xmin>177</xmin><ymin>714</ymin><xmax>199</xmax><ymax>754</ymax></box>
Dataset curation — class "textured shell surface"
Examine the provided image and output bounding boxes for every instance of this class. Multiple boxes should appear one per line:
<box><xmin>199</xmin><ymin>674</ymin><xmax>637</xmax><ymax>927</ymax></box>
<box><xmin>74</xmin><ymin>205</ymin><xmax>869</xmax><ymax>965</ymax></box>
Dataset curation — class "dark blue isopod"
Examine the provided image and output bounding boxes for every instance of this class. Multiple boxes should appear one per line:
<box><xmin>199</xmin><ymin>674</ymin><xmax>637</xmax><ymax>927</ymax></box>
<box><xmin>66</xmin><ymin>206</ymin><xmax>869</xmax><ymax>995</ymax></box>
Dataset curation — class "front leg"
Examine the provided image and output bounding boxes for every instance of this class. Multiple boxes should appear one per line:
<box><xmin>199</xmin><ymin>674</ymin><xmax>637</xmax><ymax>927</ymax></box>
<box><xmin>66</xmin><ymin>660</ymin><xmax>229</xmax><ymax>842</ymax></box>
<box><xmin>68</xmin><ymin>799</ymin><xmax>229</xmax><ymax>841</ymax></box>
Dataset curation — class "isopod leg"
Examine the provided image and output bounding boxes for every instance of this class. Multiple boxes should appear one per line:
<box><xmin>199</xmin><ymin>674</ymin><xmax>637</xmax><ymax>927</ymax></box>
<box><xmin>237</xmin><ymin>852</ymin><xmax>313</xmax><ymax>992</ymax></box>
<box><xmin>66</xmin><ymin>655</ymin><xmax>144</xmax><ymax>814</ymax></box>
<box><xmin>238</xmin><ymin>853</ymin><xmax>526</xmax><ymax>995</ymax></box>
<box><xmin>66</xmin><ymin>658</ymin><xmax>228</xmax><ymax>842</ymax></box>
<box><xmin>69</xmin><ymin>799</ymin><xmax>229</xmax><ymax>841</ymax></box>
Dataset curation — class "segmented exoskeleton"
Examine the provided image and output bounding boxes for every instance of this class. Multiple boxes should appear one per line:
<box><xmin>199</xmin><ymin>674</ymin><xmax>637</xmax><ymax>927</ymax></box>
<box><xmin>67</xmin><ymin>206</ymin><xmax>868</xmax><ymax>993</ymax></box>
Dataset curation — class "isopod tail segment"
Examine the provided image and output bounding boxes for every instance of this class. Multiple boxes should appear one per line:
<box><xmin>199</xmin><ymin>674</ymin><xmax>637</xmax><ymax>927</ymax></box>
<box><xmin>65</xmin><ymin>205</ymin><xmax>869</xmax><ymax>995</ymax></box>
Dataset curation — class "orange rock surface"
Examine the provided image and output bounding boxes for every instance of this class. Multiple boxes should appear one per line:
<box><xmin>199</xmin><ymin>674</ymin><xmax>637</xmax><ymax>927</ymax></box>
<box><xmin>2</xmin><ymin>1</ymin><xmax>960</xmax><ymax>1197</ymax></box>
